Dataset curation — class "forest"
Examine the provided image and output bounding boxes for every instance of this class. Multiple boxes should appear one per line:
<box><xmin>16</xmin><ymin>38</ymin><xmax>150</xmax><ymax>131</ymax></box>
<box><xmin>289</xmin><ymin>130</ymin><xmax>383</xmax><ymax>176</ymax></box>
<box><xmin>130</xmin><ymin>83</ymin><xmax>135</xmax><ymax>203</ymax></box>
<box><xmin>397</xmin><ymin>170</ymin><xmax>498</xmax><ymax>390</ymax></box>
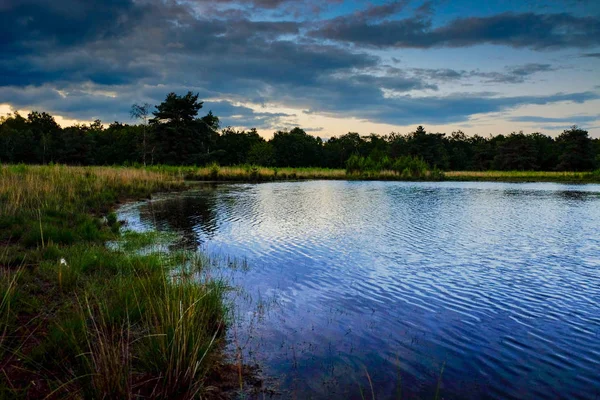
<box><xmin>1</xmin><ymin>91</ymin><xmax>598</xmax><ymax>172</ymax></box>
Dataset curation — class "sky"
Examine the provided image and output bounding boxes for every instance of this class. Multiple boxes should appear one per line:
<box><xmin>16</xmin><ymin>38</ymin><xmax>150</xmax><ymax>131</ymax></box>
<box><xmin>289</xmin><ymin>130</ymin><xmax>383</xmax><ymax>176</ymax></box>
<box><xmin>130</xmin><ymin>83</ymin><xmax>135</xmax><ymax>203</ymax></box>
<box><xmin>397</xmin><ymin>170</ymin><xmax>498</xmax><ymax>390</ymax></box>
<box><xmin>1</xmin><ymin>0</ymin><xmax>600</xmax><ymax>138</ymax></box>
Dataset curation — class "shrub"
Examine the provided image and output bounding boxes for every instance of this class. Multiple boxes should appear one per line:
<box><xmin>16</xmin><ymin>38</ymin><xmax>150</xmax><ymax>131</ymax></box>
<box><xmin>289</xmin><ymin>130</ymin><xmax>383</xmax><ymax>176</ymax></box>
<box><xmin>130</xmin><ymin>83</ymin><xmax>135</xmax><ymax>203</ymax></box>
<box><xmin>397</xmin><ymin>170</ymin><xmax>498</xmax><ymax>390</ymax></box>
<box><xmin>208</xmin><ymin>162</ymin><xmax>219</xmax><ymax>180</ymax></box>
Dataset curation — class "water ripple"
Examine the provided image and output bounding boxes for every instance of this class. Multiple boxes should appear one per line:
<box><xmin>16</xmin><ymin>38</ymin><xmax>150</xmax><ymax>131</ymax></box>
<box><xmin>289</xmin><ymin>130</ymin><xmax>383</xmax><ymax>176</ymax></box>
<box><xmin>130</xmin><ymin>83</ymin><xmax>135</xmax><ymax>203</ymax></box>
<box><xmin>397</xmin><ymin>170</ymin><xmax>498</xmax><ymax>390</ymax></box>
<box><xmin>118</xmin><ymin>181</ymin><xmax>600</xmax><ymax>399</ymax></box>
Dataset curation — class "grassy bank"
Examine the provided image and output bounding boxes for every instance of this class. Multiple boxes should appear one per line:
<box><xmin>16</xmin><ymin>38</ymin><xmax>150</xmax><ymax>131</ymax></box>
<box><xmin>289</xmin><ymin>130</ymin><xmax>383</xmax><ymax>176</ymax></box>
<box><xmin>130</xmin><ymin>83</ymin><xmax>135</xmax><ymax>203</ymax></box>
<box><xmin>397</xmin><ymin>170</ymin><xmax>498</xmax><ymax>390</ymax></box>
<box><xmin>147</xmin><ymin>164</ymin><xmax>445</xmax><ymax>182</ymax></box>
<box><xmin>444</xmin><ymin>170</ymin><xmax>600</xmax><ymax>183</ymax></box>
<box><xmin>144</xmin><ymin>164</ymin><xmax>600</xmax><ymax>183</ymax></box>
<box><xmin>0</xmin><ymin>165</ymin><xmax>232</xmax><ymax>399</ymax></box>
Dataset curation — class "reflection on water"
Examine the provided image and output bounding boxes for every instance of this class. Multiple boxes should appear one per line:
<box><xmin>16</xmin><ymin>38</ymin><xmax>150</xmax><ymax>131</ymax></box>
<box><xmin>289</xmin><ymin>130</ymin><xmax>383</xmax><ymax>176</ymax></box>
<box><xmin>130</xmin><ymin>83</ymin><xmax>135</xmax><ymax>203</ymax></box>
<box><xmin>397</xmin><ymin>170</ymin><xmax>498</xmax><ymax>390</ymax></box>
<box><xmin>118</xmin><ymin>181</ymin><xmax>600</xmax><ymax>399</ymax></box>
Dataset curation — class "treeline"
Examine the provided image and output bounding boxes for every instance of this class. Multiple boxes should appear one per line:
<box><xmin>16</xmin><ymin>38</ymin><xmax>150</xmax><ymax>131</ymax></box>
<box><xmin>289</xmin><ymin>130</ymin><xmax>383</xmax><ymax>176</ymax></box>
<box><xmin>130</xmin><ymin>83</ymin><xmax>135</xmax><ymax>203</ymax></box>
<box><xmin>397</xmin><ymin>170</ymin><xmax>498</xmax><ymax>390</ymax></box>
<box><xmin>1</xmin><ymin>91</ymin><xmax>598</xmax><ymax>171</ymax></box>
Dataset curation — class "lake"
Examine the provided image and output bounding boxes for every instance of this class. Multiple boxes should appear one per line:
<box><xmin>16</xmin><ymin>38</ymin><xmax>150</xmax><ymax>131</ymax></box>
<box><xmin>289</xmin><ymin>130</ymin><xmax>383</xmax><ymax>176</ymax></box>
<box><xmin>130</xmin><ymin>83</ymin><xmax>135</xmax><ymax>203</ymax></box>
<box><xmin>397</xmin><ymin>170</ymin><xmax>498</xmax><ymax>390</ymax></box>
<box><xmin>117</xmin><ymin>180</ymin><xmax>600</xmax><ymax>399</ymax></box>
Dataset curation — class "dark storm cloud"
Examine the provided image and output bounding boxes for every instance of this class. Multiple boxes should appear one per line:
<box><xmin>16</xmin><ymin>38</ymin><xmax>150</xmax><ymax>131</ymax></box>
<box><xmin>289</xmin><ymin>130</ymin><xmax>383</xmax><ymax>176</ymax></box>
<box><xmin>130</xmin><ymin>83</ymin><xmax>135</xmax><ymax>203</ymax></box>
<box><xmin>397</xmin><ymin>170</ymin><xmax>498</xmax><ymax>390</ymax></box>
<box><xmin>581</xmin><ymin>52</ymin><xmax>600</xmax><ymax>58</ymax></box>
<box><xmin>0</xmin><ymin>0</ymin><xmax>368</xmax><ymax>90</ymax></box>
<box><xmin>311</xmin><ymin>12</ymin><xmax>600</xmax><ymax>49</ymax></box>
<box><xmin>0</xmin><ymin>0</ymin><xmax>144</xmax><ymax>55</ymax></box>
<box><xmin>0</xmin><ymin>0</ymin><xmax>598</xmax><ymax>129</ymax></box>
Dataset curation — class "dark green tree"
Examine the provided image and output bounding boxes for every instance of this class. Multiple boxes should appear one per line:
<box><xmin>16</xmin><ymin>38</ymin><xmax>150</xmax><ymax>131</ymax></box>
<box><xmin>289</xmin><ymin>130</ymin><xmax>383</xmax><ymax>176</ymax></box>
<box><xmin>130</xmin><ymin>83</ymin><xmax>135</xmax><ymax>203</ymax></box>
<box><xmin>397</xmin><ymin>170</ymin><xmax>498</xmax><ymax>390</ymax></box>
<box><xmin>150</xmin><ymin>92</ymin><xmax>218</xmax><ymax>165</ymax></box>
<box><xmin>0</xmin><ymin>112</ymin><xmax>34</xmax><ymax>163</ymax></box>
<box><xmin>27</xmin><ymin>111</ymin><xmax>61</xmax><ymax>163</ymax></box>
<box><xmin>56</xmin><ymin>124</ymin><xmax>95</xmax><ymax>164</ymax></box>
<box><xmin>270</xmin><ymin>127</ymin><xmax>323</xmax><ymax>167</ymax></box>
<box><xmin>217</xmin><ymin>127</ymin><xmax>263</xmax><ymax>165</ymax></box>
<box><xmin>404</xmin><ymin>126</ymin><xmax>449</xmax><ymax>169</ymax></box>
<box><xmin>201</xmin><ymin>111</ymin><xmax>220</xmax><ymax>131</ymax></box>
<box><xmin>152</xmin><ymin>92</ymin><xmax>203</xmax><ymax>124</ymax></box>
<box><xmin>322</xmin><ymin>132</ymin><xmax>364</xmax><ymax>168</ymax></box>
<box><xmin>247</xmin><ymin>142</ymin><xmax>275</xmax><ymax>166</ymax></box>
<box><xmin>492</xmin><ymin>132</ymin><xmax>539</xmax><ymax>170</ymax></box>
<box><xmin>556</xmin><ymin>126</ymin><xmax>596</xmax><ymax>171</ymax></box>
<box><xmin>447</xmin><ymin>130</ymin><xmax>473</xmax><ymax>170</ymax></box>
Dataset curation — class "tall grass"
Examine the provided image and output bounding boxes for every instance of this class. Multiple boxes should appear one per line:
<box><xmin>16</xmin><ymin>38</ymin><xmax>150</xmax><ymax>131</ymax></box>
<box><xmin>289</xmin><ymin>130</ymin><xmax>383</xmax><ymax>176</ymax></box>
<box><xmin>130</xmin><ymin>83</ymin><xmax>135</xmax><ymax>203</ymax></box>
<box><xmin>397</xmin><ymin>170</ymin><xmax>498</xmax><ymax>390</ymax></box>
<box><xmin>139</xmin><ymin>162</ymin><xmax>600</xmax><ymax>183</ymax></box>
<box><xmin>136</xmin><ymin>278</ymin><xmax>226</xmax><ymax>398</ymax></box>
<box><xmin>0</xmin><ymin>164</ymin><xmax>179</xmax><ymax>217</ymax></box>
<box><xmin>0</xmin><ymin>268</ymin><xmax>20</xmax><ymax>355</ymax></box>
<box><xmin>148</xmin><ymin>164</ymin><xmax>600</xmax><ymax>183</ymax></box>
<box><xmin>445</xmin><ymin>169</ymin><xmax>600</xmax><ymax>182</ymax></box>
<box><xmin>148</xmin><ymin>163</ymin><xmax>445</xmax><ymax>182</ymax></box>
<box><xmin>187</xmin><ymin>164</ymin><xmax>348</xmax><ymax>181</ymax></box>
<box><xmin>0</xmin><ymin>165</ymin><xmax>229</xmax><ymax>399</ymax></box>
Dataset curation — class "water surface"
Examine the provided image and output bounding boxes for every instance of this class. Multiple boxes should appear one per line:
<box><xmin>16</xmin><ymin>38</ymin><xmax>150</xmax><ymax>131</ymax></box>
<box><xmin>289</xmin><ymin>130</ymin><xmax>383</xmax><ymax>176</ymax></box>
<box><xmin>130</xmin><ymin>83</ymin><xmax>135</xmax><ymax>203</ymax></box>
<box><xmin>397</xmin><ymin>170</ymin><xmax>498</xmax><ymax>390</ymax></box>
<box><xmin>118</xmin><ymin>181</ymin><xmax>600</xmax><ymax>399</ymax></box>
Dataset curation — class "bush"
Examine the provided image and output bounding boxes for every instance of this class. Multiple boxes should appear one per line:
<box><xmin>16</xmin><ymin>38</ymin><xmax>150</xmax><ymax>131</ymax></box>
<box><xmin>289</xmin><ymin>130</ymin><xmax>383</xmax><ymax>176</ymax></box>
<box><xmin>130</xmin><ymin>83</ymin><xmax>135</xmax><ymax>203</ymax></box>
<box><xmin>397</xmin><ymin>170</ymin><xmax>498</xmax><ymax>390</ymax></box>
<box><xmin>345</xmin><ymin>154</ymin><xmax>364</xmax><ymax>174</ymax></box>
<box><xmin>391</xmin><ymin>156</ymin><xmax>429</xmax><ymax>177</ymax></box>
<box><xmin>347</xmin><ymin>154</ymin><xmax>432</xmax><ymax>178</ymax></box>
<box><xmin>208</xmin><ymin>162</ymin><xmax>220</xmax><ymax>180</ymax></box>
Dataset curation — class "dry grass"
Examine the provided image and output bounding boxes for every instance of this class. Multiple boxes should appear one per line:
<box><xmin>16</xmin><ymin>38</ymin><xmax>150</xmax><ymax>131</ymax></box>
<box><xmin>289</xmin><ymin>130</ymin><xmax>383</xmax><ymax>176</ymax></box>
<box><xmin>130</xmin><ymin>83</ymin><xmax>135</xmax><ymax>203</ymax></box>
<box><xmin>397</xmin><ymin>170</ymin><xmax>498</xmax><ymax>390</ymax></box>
<box><xmin>192</xmin><ymin>165</ymin><xmax>347</xmax><ymax>181</ymax></box>
<box><xmin>0</xmin><ymin>164</ymin><xmax>181</xmax><ymax>216</ymax></box>
<box><xmin>445</xmin><ymin>170</ymin><xmax>600</xmax><ymax>182</ymax></box>
<box><xmin>144</xmin><ymin>163</ymin><xmax>600</xmax><ymax>183</ymax></box>
<box><xmin>186</xmin><ymin>165</ymin><xmax>443</xmax><ymax>181</ymax></box>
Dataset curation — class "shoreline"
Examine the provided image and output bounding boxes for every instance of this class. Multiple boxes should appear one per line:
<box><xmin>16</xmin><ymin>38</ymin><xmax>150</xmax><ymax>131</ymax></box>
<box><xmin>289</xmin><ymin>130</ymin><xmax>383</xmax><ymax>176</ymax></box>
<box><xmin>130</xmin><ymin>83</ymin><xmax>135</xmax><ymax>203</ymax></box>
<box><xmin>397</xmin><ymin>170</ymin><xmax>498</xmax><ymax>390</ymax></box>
<box><xmin>139</xmin><ymin>165</ymin><xmax>600</xmax><ymax>184</ymax></box>
<box><xmin>176</xmin><ymin>167</ymin><xmax>600</xmax><ymax>183</ymax></box>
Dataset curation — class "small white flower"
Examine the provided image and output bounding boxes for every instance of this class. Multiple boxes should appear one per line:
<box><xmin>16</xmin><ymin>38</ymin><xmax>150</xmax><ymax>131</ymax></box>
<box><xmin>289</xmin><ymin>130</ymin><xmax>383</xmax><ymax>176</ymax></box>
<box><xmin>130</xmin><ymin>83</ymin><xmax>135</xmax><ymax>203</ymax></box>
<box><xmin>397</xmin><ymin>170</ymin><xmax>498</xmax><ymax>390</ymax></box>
<box><xmin>60</xmin><ymin>258</ymin><xmax>68</xmax><ymax>266</ymax></box>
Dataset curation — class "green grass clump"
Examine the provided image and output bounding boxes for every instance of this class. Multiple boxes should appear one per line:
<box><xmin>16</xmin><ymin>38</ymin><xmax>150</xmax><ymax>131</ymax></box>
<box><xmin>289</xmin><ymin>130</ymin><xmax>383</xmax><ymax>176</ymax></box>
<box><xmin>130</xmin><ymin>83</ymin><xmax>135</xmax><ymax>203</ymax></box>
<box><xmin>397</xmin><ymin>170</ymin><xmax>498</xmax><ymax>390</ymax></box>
<box><xmin>345</xmin><ymin>154</ymin><xmax>444</xmax><ymax>180</ymax></box>
<box><xmin>30</xmin><ymin>247</ymin><xmax>226</xmax><ymax>399</ymax></box>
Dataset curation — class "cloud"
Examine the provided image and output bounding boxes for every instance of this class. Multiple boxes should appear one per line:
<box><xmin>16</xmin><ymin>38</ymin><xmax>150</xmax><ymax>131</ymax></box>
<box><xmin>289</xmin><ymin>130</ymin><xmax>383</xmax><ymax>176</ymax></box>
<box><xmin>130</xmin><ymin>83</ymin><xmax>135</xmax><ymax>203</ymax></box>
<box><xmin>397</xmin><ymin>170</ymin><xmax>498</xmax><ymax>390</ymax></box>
<box><xmin>0</xmin><ymin>0</ymin><xmax>144</xmax><ymax>56</ymax></box>
<box><xmin>310</xmin><ymin>12</ymin><xmax>600</xmax><ymax>49</ymax></box>
<box><xmin>351</xmin><ymin>0</ymin><xmax>409</xmax><ymax>20</ymax></box>
<box><xmin>0</xmin><ymin>0</ymin><xmax>599</xmax><ymax>131</ymax></box>
<box><xmin>509</xmin><ymin>115</ymin><xmax>599</xmax><ymax>123</ymax></box>
<box><xmin>540</xmin><ymin>124</ymin><xmax>598</xmax><ymax>131</ymax></box>
<box><xmin>205</xmin><ymin>100</ymin><xmax>297</xmax><ymax>129</ymax></box>
<box><xmin>414</xmin><ymin>1</ymin><xmax>434</xmax><ymax>17</ymax></box>
<box><xmin>474</xmin><ymin>63</ymin><xmax>556</xmax><ymax>83</ymax></box>
<box><xmin>410</xmin><ymin>63</ymin><xmax>556</xmax><ymax>84</ymax></box>
<box><xmin>0</xmin><ymin>85</ymin><xmax>300</xmax><ymax>129</ymax></box>
<box><xmin>581</xmin><ymin>52</ymin><xmax>600</xmax><ymax>58</ymax></box>
<box><xmin>285</xmin><ymin>87</ymin><xmax>599</xmax><ymax>125</ymax></box>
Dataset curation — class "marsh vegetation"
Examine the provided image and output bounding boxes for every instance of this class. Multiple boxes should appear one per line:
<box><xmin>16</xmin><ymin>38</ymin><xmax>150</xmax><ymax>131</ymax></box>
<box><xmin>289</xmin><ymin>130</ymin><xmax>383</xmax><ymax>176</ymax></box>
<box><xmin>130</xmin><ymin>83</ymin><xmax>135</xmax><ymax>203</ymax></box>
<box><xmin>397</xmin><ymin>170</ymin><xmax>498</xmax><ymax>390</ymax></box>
<box><xmin>0</xmin><ymin>165</ymin><xmax>238</xmax><ymax>399</ymax></box>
